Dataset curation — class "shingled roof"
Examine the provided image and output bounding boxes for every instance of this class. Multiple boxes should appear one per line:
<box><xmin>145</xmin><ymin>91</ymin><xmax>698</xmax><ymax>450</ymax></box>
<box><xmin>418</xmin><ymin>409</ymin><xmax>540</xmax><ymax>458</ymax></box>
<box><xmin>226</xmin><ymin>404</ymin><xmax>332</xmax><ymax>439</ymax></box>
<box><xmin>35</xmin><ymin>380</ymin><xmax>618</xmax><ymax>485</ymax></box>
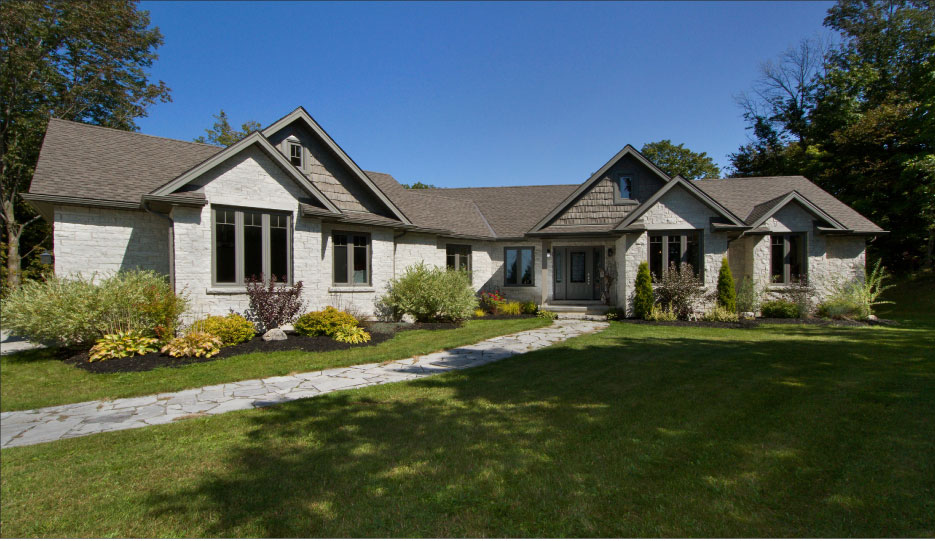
<box><xmin>694</xmin><ymin>176</ymin><xmax>883</xmax><ymax>233</ymax></box>
<box><xmin>30</xmin><ymin>118</ymin><xmax>222</xmax><ymax>204</ymax></box>
<box><xmin>27</xmin><ymin>118</ymin><xmax>883</xmax><ymax>238</ymax></box>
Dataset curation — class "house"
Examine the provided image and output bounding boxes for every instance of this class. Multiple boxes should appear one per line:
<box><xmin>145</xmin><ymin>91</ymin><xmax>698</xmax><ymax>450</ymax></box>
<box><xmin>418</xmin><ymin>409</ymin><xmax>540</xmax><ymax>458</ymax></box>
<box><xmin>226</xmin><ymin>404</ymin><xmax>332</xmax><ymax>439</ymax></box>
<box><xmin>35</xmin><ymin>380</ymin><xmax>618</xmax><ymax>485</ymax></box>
<box><xmin>24</xmin><ymin>107</ymin><xmax>885</xmax><ymax>318</ymax></box>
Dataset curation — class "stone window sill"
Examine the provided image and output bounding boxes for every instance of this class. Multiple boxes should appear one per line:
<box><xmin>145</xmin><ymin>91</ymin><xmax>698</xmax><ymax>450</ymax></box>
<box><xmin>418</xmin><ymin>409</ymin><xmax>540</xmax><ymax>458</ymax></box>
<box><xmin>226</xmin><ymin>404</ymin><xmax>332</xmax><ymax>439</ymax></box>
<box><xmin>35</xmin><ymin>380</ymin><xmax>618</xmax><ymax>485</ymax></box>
<box><xmin>206</xmin><ymin>287</ymin><xmax>247</xmax><ymax>295</ymax></box>
<box><xmin>328</xmin><ymin>286</ymin><xmax>375</xmax><ymax>293</ymax></box>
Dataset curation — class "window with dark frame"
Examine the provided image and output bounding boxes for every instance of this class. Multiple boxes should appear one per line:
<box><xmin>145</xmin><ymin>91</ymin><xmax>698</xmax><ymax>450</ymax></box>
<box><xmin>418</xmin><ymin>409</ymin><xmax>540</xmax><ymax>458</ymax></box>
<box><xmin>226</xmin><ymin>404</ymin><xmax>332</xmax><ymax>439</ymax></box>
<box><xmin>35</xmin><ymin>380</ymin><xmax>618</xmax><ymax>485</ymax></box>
<box><xmin>213</xmin><ymin>207</ymin><xmax>292</xmax><ymax>285</ymax></box>
<box><xmin>770</xmin><ymin>233</ymin><xmax>806</xmax><ymax>284</ymax></box>
<box><xmin>619</xmin><ymin>175</ymin><xmax>633</xmax><ymax>199</ymax></box>
<box><xmin>333</xmin><ymin>232</ymin><xmax>371</xmax><ymax>285</ymax></box>
<box><xmin>647</xmin><ymin>231</ymin><xmax>702</xmax><ymax>280</ymax></box>
<box><xmin>446</xmin><ymin>244</ymin><xmax>472</xmax><ymax>273</ymax></box>
<box><xmin>504</xmin><ymin>247</ymin><xmax>535</xmax><ymax>286</ymax></box>
<box><xmin>289</xmin><ymin>142</ymin><xmax>303</xmax><ymax>168</ymax></box>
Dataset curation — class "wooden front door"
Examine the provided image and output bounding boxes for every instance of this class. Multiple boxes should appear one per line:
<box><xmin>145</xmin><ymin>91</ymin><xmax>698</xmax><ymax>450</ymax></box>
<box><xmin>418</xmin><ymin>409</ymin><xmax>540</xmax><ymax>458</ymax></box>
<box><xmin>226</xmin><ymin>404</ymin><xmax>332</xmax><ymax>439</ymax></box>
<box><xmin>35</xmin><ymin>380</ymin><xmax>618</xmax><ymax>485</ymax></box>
<box><xmin>553</xmin><ymin>246</ymin><xmax>601</xmax><ymax>301</ymax></box>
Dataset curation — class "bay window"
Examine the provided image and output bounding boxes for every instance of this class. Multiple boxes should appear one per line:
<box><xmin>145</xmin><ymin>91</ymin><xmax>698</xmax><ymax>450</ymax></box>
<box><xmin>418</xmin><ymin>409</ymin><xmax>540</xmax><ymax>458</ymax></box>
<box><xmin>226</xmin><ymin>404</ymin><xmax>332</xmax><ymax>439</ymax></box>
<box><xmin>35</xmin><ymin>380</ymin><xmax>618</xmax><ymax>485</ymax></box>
<box><xmin>213</xmin><ymin>207</ymin><xmax>292</xmax><ymax>285</ymax></box>
<box><xmin>648</xmin><ymin>231</ymin><xmax>701</xmax><ymax>279</ymax></box>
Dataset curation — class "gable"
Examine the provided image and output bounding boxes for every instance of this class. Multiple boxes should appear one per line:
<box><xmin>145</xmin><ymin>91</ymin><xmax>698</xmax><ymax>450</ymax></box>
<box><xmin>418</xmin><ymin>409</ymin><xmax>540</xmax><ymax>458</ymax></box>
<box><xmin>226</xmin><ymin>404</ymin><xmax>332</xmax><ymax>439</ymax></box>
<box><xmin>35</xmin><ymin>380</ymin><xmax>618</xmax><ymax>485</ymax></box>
<box><xmin>262</xmin><ymin>107</ymin><xmax>410</xmax><ymax>223</ymax></box>
<box><xmin>535</xmin><ymin>146</ymin><xmax>669</xmax><ymax>230</ymax></box>
<box><xmin>763</xmin><ymin>199</ymin><xmax>827</xmax><ymax>232</ymax></box>
<box><xmin>641</xmin><ymin>182</ymin><xmax>724</xmax><ymax>229</ymax></box>
<box><xmin>181</xmin><ymin>146</ymin><xmax>316</xmax><ymax>212</ymax></box>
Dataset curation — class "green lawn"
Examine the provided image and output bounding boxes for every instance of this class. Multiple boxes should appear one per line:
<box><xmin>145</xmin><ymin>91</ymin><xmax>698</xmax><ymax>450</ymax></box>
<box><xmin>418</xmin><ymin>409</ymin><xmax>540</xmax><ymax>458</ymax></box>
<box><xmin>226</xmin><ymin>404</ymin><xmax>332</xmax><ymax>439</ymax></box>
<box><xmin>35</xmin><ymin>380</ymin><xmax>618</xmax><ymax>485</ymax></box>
<box><xmin>0</xmin><ymin>318</ymin><xmax>550</xmax><ymax>412</ymax></box>
<box><xmin>1</xmin><ymin>279</ymin><xmax>933</xmax><ymax>537</ymax></box>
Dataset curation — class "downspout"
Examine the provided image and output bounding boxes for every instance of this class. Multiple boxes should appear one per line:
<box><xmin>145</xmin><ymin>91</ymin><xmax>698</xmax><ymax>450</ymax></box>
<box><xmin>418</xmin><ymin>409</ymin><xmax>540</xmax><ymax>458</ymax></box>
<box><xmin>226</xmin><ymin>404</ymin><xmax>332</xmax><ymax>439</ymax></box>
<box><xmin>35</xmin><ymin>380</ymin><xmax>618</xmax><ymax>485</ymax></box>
<box><xmin>142</xmin><ymin>199</ymin><xmax>176</xmax><ymax>290</ymax></box>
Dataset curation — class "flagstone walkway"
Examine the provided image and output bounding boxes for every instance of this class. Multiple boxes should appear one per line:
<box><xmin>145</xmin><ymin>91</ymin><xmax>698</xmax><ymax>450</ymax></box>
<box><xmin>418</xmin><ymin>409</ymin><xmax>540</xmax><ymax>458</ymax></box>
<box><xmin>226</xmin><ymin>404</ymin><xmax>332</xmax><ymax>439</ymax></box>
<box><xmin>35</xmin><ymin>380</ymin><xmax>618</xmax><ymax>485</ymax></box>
<box><xmin>0</xmin><ymin>319</ymin><xmax>607</xmax><ymax>449</ymax></box>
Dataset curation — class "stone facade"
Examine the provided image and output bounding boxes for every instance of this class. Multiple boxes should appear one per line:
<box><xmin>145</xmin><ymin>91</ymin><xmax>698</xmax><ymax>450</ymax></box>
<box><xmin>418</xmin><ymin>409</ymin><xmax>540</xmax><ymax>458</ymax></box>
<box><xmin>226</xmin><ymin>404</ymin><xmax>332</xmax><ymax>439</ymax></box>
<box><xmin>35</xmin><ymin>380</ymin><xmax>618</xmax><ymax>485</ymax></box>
<box><xmin>53</xmin><ymin>205</ymin><xmax>169</xmax><ymax>278</ymax></box>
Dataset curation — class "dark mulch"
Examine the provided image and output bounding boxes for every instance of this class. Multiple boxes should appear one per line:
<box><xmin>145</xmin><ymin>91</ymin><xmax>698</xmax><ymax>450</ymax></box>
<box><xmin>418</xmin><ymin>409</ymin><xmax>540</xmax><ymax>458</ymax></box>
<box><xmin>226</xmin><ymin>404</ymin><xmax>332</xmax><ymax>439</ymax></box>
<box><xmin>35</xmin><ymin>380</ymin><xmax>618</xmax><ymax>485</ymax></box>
<box><xmin>621</xmin><ymin>317</ymin><xmax>898</xmax><ymax>329</ymax></box>
<box><xmin>62</xmin><ymin>320</ymin><xmax>463</xmax><ymax>374</ymax></box>
<box><xmin>473</xmin><ymin>314</ymin><xmax>537</xmax><ymax>320</ymax></box>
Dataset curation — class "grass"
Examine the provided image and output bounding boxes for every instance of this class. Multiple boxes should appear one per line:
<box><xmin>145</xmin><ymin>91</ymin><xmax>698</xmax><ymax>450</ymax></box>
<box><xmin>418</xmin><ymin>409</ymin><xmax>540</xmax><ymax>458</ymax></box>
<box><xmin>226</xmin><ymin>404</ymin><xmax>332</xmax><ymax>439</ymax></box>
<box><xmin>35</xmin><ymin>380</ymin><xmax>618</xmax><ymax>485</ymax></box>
<box><xmin>1</xmin><ymin>278</ymin><xmax>933</xmax><ymax>537</ymax></box>
<box><xmin>0</xmin><ymin>318</ymin><xmax>549</xmax><ymax>412</ymax></box>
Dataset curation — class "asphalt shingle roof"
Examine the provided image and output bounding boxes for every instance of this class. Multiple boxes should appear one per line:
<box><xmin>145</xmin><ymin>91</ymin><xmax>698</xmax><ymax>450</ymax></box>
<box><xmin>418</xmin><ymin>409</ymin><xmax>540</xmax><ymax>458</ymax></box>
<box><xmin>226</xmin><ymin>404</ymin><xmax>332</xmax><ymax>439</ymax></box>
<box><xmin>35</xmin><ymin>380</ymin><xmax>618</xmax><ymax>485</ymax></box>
<box><xmin>30</xmin><ymin>119</ymin><xmax>222</xmax><ymax>203</ymax></box>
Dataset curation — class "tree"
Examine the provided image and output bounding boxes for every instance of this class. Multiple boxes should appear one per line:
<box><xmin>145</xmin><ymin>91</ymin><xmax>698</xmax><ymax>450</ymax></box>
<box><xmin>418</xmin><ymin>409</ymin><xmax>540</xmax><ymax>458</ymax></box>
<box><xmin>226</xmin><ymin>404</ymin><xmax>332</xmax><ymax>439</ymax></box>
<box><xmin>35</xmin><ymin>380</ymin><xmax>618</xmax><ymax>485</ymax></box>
<box><xmin>632</xmin><ymin>261</ymin><xmax>654</xmax><ymax>319</ymax></box>
<box><xmin>716</xmin><ymin>258</ymin><xmax>737</xmax><ymax>313</ymax></box>
<box><xmin>400</xmin><ymin>181</ymin><xmax>437</xmax><ymax>189</ymax></box>
<box><xmin>193</xmin><ymin>109</ymin><xmax>261</xmax><ymax>147</ymax></box>
<box><xmin>731</xmin><ymin>0</ymin><xmax>934</xmax><ymax>271</ymax></box>
<box><xmin>640</xmin><ymin>140</ymin><xmax>721</xmax><ymax>180</ymax></box>
<box><xmin>0</xmin><ymin>0</ymin><xmax>170</xmax><ymax>289</ymax></box>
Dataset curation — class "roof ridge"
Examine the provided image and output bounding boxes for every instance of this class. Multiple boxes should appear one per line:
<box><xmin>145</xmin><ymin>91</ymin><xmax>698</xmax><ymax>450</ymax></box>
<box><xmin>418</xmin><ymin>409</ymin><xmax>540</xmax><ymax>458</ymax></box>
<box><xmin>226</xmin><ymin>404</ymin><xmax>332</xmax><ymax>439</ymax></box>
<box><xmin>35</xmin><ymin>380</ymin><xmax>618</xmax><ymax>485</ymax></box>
<box><xmin>423</xmin><ymin>183</ymin><xmax>579</xmax><ymax>190</ymax></box>
<box><xmin>694</xmin><ymin>175</ymin><xmax>808</xmax><ymax>182</ymax></box>
<box><xmin>49</xmin><ymin>118</ymin><xmax>223</xmax><ymax>150</ymax></box>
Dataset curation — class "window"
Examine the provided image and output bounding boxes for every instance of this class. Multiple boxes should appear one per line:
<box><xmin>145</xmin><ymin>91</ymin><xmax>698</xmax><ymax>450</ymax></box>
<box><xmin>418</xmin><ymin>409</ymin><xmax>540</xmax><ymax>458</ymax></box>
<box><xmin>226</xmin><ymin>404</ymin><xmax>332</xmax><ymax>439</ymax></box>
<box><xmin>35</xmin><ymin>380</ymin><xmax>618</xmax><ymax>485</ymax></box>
<box><xmin>554</xmin><ymin>248</ymin><xmax>563</xmax><ymax>283</ymax></box>
<box><xmin>333</xmin><ymin>232</ymin><xmax>371</xmax><ymax>285</ymax></box>
<box><xmin>446</xmin><ymin>244</ymin><xmax>472</xmax><ymax>272</ymax></box>
<box><xmin>770</xmin><ymin>234</ymin><xmax>806</xmax><ymax>284</ymax></box>
<box><xmin>619</xmin><ymin>175</ymin><xmax>633</xmax><ymax>199</ymax></box>
<box><xmin>288</xmin><ymin>142</ymin><xmax>303</xmax><ymax>168</ymax></box>
<box><xmin>570</xmin><ymin>251</ymin><xmax>587</xmax><ymax>282</ymax></box>
<box><xmin>648</xmin><ymin>231</ymin><xmax>702</xmax><ymax>280</ymax></box>
<box><xmin>213</xmin><ymin>207</ymin><xmax>292</xmax><ymax>285</ymax></box>
<box><xmin>504</xmin><ymin>247</ymin><xmax>535</xmax><ymax>286</ymax></box>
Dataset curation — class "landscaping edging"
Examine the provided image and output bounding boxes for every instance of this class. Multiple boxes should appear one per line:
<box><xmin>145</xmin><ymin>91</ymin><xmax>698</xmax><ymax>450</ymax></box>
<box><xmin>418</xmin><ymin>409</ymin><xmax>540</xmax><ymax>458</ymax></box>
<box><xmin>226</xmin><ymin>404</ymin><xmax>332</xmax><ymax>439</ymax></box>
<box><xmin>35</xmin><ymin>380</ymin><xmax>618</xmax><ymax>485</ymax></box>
<box><xmin>0</xmin><ymin>319</ymin><xmax>608</xmax><ymax>449</ymax></box>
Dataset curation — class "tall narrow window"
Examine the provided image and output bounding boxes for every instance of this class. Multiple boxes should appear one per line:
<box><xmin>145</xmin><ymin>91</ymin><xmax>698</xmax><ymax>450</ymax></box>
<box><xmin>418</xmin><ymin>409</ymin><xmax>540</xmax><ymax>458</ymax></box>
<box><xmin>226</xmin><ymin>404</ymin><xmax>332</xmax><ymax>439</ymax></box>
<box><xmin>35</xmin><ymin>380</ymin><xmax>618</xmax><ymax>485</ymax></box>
<box><xmin>647</xmin><ymin>231</ymin><xmax>702</xmax><ymax>280</ymax></box>
<box><xmin>289</xmin><ymin>142</ymin><xmax>303</xmax><ymax>168</ymax></box>
<box><xmin>504</xmin><ymin>247</ymin><xmax>535</xmax><ymax>286</ymax></box>
<box><xmin>446</xmin><ymin>244</ymin><xmax>472</xmax><ymax>272</ymax></box>
<box><xmin>554</xmin><ymin>249</ymin><xmax>563</xmax><ymax>283</ymax></box>
<box><xmin>770</xmin><ymin>234</ymin><xmax>807</xmax><ymax>284</ymax></box>
<box><xmin>332</xmin><ymin>232</ymin><xmax>370</xmax><ymax>285</ymax></box>
<box><xmin>619</xmin><ymin>175</ymin><xmax>632</xmax><ymax>199</ymax></box>
<box><xmin>215</xmin><ymin>209</ymin><xmax>237</xmax><ymax>283</ymax></box>
<box><xmin>212</xmin><ymin>208</ymin><xmax>291</xmax><ymax>286</ymax></box>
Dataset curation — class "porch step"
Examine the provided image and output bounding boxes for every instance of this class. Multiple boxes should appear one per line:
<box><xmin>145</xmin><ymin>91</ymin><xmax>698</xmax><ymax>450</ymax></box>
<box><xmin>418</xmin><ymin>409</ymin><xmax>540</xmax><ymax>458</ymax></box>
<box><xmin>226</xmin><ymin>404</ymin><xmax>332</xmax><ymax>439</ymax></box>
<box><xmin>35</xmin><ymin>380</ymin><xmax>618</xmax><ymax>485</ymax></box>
<box><xmin>540</xmin><ymin>303</ymin><xmax>610</xmax><ymax>320</ymax></box>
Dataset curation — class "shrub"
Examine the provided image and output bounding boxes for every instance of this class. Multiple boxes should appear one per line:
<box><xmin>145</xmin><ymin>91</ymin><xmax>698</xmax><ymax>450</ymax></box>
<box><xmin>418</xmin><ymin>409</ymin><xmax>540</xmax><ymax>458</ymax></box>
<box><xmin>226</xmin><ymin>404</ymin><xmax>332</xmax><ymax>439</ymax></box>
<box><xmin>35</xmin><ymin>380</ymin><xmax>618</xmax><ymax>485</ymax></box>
<box><xmin>632</xmin><ymin>261</ymin><xmax>654</xmax><ymax>319</ymax></box>
<box><xmin>654</xmin><ymin>263</ymin><xmax>706</xmax><ymax>320</ymax></box>
<box><xmin>161</xmin><ymin>331</ymin><xmax>223</xmax><ymax>358</ymax></box>
<box><xmin>520</xmin><ymin>300</ymin><xmax>538</xmax><ymax>314</ymax></box>
<box><xmin>381</xmin><ymin>263</ymin><xmax>477</xmax><ymax>322</ymax></box>
<box><xmin>294</xmin><ymin>307</ymin><xmax>359</xmax><ymax>337</ymax></box>
<box><xmin>701</xmin><ymin>305</ymin><xmax>740</xmax><ymax>322</ymax></box>
<box><xmin>498</xmin><ymin>301</ymin><xmax>522</xmax><ymax>315</ymax></box>
<box><xmin>736</xmin><ymin>277</ymin><xmax>760</xmax><ymax>314</ymax></box>
<box><xmin>88</xmin><ymin>330</ymin><xmax>159</xmax><ymax>362</ymax></box>
<box><xmin>473</xmin><ymin>308</ymin><xmax>487</xmax><ymax>318</ymax></box>
<box><xmin>761</xmin><ymin>299</ymin><xmax>800</xmax><ymax>319</ymax></box>
<box><xmin>535</xmin><ymin>309</ymin><xmax>558</xmax><ymax>320</ymax></box>
<box><xmin>332</xmin><ymin>324</ymin><xmax>371</xmax><ymax>344</ymax></box>
<box><xmin>478</xmin><ymin>289</ymin><xmax>505</xmax><ymax>313</ymax></box>
<box><xmin>0</xmin><ymin>270</ymin><xmax>188</xmax><ymax>347</ymax></box>
<box><xmin>817</xmin><ymin>259</ymin><xmax>893</xmax><ymax>319</ymax></box>
<box><xmin>646</xmin><ymin>305</ymin><xmax>678</xmax><ymax>321</ymax></box>
<box><xmin>780</xmin><ymin>278</ymin><xmax>815</xmax><ymax>318</ymax></box>
<box><xmin>716</xmin><ymin>258</ymin><xmax>736</xmax><ymax>313</ymax></box>
<box><xmin>244</xmin><ymin>276</ymin><xmax>305</xmax><ymax>332</ymax></box>
<box><xmin>605</xmin><ymin>307</ymin><xmax>626</xmax><ymax>321</ymax></box>
<box><xmin>193</xmin><ymin>314</ymin><xmax>256</xmax><ymax>346</ymax></box>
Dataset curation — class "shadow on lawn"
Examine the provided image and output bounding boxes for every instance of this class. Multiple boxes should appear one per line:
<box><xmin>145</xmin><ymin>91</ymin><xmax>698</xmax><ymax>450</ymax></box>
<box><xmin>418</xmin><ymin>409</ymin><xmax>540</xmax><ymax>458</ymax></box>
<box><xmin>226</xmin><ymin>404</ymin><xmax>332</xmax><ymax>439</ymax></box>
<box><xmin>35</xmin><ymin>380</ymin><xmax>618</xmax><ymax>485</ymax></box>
<box><xmin>142</xmin><ymin>325</ymin><xmax>935</xmax><ymax>537</ymax></box>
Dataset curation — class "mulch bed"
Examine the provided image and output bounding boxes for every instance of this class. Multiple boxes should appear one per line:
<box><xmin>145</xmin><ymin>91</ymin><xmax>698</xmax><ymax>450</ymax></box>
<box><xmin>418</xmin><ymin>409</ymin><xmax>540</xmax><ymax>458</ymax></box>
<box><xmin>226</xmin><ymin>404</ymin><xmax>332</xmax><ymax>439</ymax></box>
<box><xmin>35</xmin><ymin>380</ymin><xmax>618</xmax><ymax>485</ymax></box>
<box><xmin>61</xmin><ymin>320</ymin><xmax>463</xmax><ymax>374</ymax></box>
<box><xmin>473</xmin><ymin>314</ymin><xmax>537</xmax><ymax>320</ymax></box>
<box><xmin>622</xmin><ymin>317</ymin><xmax>898</xmax><ymax>329</ymax></box>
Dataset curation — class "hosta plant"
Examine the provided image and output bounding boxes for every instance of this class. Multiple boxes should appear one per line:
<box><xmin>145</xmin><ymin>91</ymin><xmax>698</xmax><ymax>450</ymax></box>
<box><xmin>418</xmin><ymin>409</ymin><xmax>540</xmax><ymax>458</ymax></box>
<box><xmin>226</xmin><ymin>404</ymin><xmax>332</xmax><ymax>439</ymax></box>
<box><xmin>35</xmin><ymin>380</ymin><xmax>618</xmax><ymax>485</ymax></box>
<box><xmin>88</xmin><ymin>330</ymin><xmax>160</xmax><ymax>362</ymax></box>
<box><xmin>161</xmin><ymin>331</ymin><xmax>223</xmax><ymax>358</ymax></box>
<box><xmin>332</xmin><ymin>324</ymin><xmax>371</xmax><ymax>344</ymax></box>
<box><xmin>535</xmin><ymin>309</ymin><xmax>558</xmax><ymax>320</ymax></box>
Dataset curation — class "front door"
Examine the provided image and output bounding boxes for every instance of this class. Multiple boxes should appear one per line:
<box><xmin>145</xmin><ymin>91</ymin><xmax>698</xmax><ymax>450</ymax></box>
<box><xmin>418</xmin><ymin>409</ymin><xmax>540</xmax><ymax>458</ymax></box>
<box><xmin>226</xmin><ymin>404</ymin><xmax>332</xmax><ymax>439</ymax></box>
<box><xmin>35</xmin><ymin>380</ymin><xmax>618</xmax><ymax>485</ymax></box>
<box><xmin>553</xmin><ymin>246</ymin><xmax>599</xmax><ymax>300</ymax></box>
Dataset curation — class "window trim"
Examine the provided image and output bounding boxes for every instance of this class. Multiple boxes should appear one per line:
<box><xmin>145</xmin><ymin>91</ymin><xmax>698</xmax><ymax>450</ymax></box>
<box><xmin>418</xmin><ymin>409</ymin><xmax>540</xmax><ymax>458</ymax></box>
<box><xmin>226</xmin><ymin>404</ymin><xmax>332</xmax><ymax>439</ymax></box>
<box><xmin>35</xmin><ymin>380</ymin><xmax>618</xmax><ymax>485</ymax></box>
<box><xmin>332</xmin><ymin>231</ymin><xmax>372</xmax><ymax>286</ymax></box>
<box><xmin>647</xmin><ymin>230</ymin><xmax>703</xmax><ymax>281</ymax></box>
<box><xmin>770</xmin><ymin>233</ymin><xmax>807</xmax><ymax>285</ymax></box>
<box><xmin>288</xmin><ymin>141</ymin><xmax>303</xmax><ymax>169</ymax></box>
<box><xmin>211</xmin><ymin>206</ymin><xmax>293</xmax><ymax>287</ymax></box>
<box><xmin>614</xmin><ymin>173</ymin><xmax>637</xmax><ymax>204</ymax></box>
<box><xmin>445</xmin><ymin>244</ymin><xmax>472</xmax><ymax>274</ymax></box>
<box><xmin>503</xmin><ymin>246</ymin><xmax>536</xmax><ymax>287</ymax></box>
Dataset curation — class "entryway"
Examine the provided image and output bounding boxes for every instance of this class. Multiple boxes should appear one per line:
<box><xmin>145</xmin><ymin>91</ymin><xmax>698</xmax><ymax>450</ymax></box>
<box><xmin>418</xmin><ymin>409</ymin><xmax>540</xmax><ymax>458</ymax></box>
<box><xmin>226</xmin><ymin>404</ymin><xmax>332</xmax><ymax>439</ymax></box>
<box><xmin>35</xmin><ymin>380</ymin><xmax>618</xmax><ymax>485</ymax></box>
<box><xmin>552</xmin><ymin>246</ymin><xmax>604</xmax><ymax>301</ymax></box>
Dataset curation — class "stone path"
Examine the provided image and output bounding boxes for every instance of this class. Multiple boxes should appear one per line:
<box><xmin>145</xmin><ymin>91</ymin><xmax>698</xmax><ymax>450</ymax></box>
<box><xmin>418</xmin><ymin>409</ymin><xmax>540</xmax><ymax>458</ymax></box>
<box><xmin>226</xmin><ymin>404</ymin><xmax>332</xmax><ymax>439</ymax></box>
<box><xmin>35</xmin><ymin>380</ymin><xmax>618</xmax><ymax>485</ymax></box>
<box><xmin>0</xmin><ymin>319</ymin><xmax>607</xmax><ymax>449</ymax></box>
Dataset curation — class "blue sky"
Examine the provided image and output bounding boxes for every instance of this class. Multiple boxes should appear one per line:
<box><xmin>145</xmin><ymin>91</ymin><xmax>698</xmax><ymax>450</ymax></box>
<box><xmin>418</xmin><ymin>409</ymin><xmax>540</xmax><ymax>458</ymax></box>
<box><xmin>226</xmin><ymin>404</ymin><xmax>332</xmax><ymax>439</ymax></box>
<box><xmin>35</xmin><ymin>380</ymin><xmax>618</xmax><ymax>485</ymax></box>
<box><xmin>137</xmin><ymin>1</ymin><xmax>835</xmax><ymax>187</ymax></box>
